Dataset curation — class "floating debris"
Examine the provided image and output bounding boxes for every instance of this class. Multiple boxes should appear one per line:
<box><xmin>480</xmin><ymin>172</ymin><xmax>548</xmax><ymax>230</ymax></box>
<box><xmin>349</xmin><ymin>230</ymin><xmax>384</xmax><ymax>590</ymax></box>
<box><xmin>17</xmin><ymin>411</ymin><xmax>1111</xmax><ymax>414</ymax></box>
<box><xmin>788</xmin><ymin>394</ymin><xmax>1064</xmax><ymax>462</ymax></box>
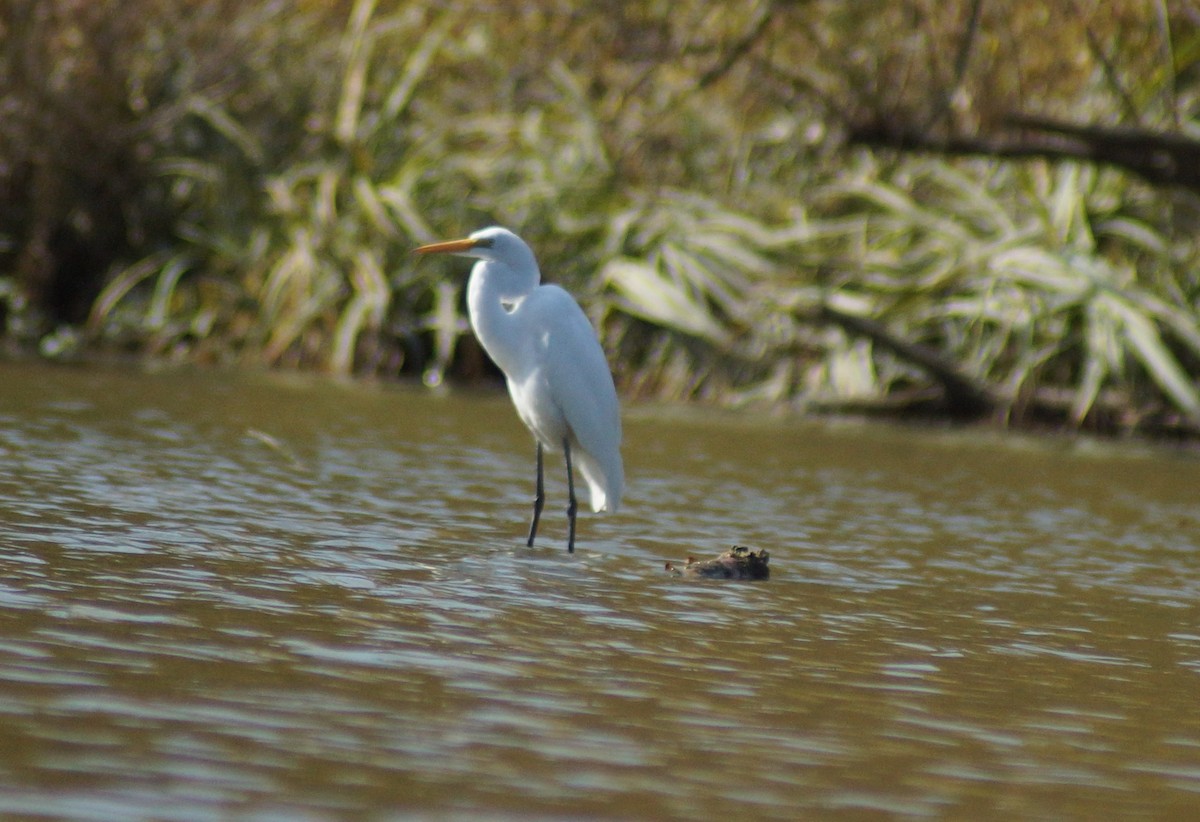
<box><xmin>245</xmin><ymin>428</ymin><xmax>307</xmax><ymax>471</ymax></box>
<box><xmin>665</xmin><ymin>545</ymin><xmax>770</xmax><ymax>580</ymax></box>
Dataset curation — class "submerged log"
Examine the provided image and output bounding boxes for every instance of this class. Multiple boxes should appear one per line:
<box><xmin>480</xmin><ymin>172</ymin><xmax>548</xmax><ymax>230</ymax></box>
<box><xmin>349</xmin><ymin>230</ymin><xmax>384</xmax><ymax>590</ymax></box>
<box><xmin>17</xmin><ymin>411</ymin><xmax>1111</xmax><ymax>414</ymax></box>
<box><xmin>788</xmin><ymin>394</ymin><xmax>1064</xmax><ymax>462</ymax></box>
<box><xmin>666</xmin><ymin>545</ymin><xmax>770</xmax><ymax>580</ymax></box>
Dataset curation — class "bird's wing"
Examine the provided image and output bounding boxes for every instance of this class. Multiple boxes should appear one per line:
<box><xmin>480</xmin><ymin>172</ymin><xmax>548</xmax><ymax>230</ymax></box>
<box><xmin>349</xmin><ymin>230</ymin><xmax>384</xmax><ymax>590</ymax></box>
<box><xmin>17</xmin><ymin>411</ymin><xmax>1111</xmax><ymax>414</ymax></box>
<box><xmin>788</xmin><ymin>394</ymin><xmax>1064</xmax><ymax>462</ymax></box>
<box><xmin>534</xmin><ymin>285</ymin><xmax>623</xmax><ymax>509</ymax></box>
<box><xmin>537</xmin><ymin>286</ymin><xmax>621</xmax><ymax>448</ymax></box>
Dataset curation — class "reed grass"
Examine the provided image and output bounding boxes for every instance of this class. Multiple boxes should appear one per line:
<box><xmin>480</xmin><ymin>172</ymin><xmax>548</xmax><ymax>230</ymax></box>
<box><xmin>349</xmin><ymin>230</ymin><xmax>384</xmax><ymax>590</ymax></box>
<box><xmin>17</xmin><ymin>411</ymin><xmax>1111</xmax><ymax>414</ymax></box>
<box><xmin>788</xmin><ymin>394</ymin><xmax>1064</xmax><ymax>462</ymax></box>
<box><xmin>2</xmin><ymin>0</ymin><xmax>1199</xmax><ymax>434</ymax></box>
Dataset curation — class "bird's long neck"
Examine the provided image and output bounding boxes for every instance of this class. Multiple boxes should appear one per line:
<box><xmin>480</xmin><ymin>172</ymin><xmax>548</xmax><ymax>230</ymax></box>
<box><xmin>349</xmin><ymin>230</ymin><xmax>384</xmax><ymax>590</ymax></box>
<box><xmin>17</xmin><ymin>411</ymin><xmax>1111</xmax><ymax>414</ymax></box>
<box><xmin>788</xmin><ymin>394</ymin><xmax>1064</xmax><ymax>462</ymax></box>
<box><xmin>466</xmin><ymin>260</ymin><xmax>533</xmax><ymax>378</ymax></box>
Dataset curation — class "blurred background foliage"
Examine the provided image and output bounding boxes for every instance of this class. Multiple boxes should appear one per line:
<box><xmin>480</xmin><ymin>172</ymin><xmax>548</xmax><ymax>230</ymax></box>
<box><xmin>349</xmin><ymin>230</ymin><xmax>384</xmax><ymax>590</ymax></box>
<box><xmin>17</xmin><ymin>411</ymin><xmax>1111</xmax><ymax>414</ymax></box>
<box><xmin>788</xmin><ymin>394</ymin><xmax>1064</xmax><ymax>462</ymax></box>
<box><xmin>3</xmin><ymin>0</ymin><xmax>1200</xmax><ymax>434</ymax></box>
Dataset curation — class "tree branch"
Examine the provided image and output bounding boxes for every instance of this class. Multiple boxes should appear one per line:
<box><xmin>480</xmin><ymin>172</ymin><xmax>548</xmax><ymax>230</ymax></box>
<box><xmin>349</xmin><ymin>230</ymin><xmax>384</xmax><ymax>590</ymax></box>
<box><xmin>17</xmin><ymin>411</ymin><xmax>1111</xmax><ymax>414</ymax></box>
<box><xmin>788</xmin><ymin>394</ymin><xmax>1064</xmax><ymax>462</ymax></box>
<box><xmin>817</xmin><ymin>303</ymin><xmax>997</xmax><ymax>418</ymax></box>
<box><xmin>847</xmin><ymin>112</ymin><xmax>1200</xmax><ymax>190</ymax></box>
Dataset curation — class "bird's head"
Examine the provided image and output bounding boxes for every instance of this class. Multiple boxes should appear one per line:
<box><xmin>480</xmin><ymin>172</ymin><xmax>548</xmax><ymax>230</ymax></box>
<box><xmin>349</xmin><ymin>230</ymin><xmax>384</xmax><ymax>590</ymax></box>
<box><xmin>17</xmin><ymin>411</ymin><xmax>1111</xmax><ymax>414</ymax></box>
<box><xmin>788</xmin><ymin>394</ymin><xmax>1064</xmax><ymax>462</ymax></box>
<box><xmin>415</xmin><ymin>226</ymin><xmax>542</xmax><ymax>300</ymax></box>
<box><xmin>415</xmin><ymin>226</ymin><xmax>535</xmax><ymax>268</ymax></box>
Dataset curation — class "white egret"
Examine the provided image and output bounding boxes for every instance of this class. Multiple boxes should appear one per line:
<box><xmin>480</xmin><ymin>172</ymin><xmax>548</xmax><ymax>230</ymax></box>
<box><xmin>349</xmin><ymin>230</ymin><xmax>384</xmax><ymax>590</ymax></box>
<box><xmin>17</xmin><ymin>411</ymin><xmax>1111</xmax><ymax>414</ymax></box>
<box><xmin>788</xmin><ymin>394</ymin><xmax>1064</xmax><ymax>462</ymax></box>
<box><xmin>415</xmin><ymin>227</ymin><xmax>623</xmax><ymax>553</ymax></box>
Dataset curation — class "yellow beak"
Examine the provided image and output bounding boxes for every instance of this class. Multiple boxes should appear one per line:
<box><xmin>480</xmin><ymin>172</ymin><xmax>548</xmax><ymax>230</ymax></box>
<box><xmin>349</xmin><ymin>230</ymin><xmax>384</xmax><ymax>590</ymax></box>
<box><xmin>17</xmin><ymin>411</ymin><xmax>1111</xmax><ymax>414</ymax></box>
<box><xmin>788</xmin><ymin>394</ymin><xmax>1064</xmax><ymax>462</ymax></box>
<box><xmin>413</xmin><ymin>237</ymin><xmax>481</xmax><ymax>255</ymax></box>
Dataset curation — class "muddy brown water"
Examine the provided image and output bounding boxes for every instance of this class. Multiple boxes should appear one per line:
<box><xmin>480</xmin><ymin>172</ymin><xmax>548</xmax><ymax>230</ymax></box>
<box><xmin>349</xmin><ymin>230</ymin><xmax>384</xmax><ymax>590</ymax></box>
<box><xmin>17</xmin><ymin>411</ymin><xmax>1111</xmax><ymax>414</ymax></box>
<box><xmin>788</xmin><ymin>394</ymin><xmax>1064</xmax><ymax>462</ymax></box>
<box><xmin>1</xmin><ymin>360</ymin><xmax>1199</xmax><ymax>819</ymax></box>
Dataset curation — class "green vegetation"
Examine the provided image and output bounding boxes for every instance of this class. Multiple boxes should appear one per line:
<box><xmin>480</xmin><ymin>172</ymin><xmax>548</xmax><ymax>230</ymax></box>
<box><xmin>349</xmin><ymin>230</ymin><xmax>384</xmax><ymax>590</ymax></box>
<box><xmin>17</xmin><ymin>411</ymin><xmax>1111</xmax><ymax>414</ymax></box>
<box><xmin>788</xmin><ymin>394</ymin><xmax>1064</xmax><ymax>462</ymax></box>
<box><xmin>3</xmin><ymin>0</ymin><xmax>1200</xmax><ymax>435</ymax></box>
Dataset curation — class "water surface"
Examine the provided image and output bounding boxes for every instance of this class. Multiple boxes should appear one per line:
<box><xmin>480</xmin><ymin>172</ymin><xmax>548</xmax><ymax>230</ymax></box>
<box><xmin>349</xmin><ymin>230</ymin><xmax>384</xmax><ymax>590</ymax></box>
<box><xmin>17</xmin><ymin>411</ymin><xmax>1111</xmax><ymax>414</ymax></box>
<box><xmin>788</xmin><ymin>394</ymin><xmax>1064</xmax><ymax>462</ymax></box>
<box><xmin>1</xmin><ymin>360</ymin><xmax>1199</xmax><ymax>819</ymax></box>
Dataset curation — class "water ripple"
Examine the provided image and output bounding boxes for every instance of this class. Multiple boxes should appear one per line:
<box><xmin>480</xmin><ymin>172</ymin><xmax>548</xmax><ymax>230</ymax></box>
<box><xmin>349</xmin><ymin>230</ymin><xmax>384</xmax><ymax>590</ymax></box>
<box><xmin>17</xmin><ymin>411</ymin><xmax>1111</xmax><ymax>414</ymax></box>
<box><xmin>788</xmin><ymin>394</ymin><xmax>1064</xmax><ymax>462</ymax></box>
<box><xmin>1</xmin><ymin>365</ymin><xmax>1199</xmax><ymax>817</ymax></box>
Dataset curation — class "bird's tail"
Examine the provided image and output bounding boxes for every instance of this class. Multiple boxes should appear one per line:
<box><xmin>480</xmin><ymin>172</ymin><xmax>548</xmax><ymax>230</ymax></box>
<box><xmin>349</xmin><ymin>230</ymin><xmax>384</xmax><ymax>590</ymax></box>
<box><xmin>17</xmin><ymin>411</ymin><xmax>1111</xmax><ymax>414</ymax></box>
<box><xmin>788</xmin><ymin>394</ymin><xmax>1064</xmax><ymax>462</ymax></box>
<box><xmin>575</xmin><ymin>448</ymin><xmax>623</xmax><ymax>514</ymax></box>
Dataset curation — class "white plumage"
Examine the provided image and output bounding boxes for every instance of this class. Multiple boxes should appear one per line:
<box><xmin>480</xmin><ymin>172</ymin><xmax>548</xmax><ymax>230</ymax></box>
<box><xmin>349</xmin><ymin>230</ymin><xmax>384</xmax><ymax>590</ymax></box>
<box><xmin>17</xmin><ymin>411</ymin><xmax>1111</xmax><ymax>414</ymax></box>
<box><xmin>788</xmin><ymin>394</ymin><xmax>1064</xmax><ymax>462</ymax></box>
<box><xmin>416</xmin><ymin>227</ymin><xmax>623</xmax><ymax>551</ymax></box>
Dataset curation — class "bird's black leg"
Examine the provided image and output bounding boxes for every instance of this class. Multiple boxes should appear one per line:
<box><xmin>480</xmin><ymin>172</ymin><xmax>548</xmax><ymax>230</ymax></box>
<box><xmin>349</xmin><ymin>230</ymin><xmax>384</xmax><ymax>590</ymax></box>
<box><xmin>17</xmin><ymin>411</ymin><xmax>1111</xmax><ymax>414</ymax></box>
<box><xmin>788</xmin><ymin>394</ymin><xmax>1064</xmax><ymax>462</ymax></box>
<box><xmin>563</xmin><ymin>437</ymin><xmax>577</xmax><ymax>553</ymax></box>
<box><xmin>526</xmin><ymin>442</ymin><xmax>544</xmax><ymax>547</ymax></box>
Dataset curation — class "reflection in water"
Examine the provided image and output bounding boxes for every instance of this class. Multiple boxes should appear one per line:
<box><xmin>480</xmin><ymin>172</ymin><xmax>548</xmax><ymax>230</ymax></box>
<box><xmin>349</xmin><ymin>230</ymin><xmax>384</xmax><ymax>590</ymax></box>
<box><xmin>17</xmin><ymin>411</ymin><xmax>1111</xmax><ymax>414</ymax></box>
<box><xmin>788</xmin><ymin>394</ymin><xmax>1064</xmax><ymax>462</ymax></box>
<box><xmin>0</xmin><ymin>361</ymin><xmax>1199</xmax><ymax>818</ymax></box>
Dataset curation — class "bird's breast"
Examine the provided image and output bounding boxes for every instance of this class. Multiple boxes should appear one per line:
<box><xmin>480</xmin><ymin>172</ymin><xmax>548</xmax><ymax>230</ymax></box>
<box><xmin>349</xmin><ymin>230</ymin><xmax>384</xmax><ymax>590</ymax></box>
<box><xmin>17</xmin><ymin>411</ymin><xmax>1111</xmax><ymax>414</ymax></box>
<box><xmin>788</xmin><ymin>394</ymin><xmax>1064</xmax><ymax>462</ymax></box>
<box><xmin>507</xmin><ymin>371</ymin><xmax>568</xmax><ymax>450</ymax></box>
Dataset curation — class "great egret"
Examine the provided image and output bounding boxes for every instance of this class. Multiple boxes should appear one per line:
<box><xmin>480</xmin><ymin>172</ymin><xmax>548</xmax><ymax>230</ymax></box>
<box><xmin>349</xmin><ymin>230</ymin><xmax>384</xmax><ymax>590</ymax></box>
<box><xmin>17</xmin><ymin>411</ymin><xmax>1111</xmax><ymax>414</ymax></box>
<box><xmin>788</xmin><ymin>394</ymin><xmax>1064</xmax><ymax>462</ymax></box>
<box><xmin>415</xmin><ymin>227</ymin><xmax>623</xmax><ymax>553</ymax></box>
